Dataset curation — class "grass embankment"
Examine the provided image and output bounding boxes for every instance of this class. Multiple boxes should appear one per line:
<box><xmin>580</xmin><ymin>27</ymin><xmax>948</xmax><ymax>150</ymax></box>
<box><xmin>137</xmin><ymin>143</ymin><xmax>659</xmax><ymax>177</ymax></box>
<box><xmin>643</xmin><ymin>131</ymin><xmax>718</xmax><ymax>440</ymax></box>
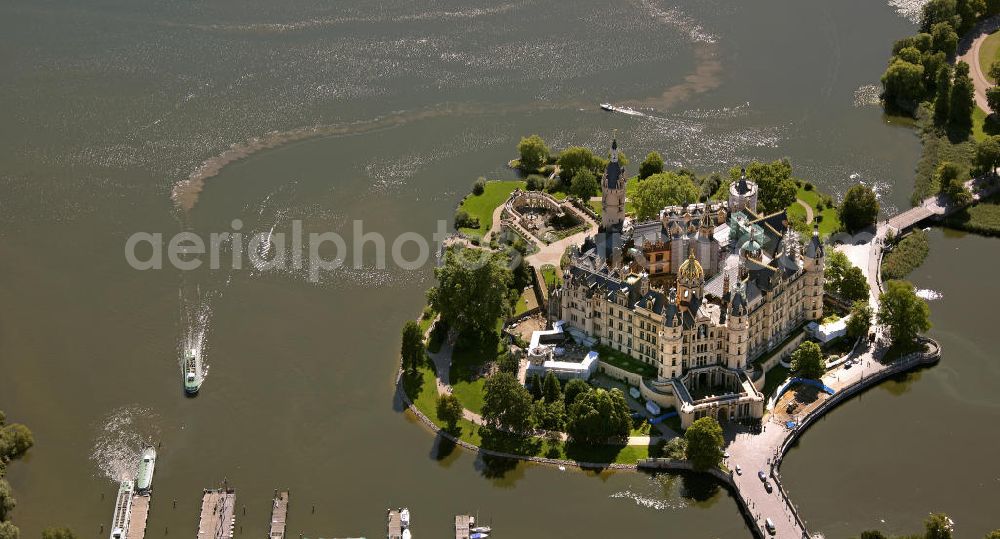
<box><xmin>761</xmin><ymin>365</ymin><xmax>790</xmax><ymax>401</ymax></box>
<box><xmin>944</xmin><ymin>193</ymin><xmax>1000</xmax><ymax>235</ymax></box>
<box><xmin>912</xmin><ymin>108</ymin><xmax>976</xmax><ymax>204</ymax></box>
<box><xmin>456</xmin><ymin>180</ymin><xmax>525</xmax><ymax>238</ymax></box>
<box><xmin>882</xmin><ymin>229</ymin><xmax>930</xmax><ymax>280</ymax></box>
<box><xmin>540</xmin><ymin>264</ymin><xmax>561</xmax><ymax>291</ymax></box>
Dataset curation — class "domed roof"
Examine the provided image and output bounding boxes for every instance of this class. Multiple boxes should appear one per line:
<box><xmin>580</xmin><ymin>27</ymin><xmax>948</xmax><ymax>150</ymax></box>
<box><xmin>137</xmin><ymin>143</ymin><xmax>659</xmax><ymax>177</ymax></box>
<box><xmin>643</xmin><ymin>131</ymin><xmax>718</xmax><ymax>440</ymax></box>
<box><xmin>678</xmin><ymin>250</ymin><xmax>704</xmax><ymax>281</ymax></box>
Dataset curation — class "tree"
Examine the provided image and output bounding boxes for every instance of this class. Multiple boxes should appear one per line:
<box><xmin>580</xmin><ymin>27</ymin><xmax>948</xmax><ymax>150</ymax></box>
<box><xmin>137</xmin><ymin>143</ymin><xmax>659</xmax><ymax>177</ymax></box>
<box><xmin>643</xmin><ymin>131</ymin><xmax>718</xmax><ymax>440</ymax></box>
<box><xmin>453</xmin><ymin>209</ymin><xmax>479</xmax><ymax>230</ymax></box>
<box><xmin>400</xmin><ymin>321</ymin><xmax>424</xmax><ymax>374</ymax></box>
<box><xmin>528</xmin><ymin>372</ymin><xmax>543</xmax><ymax>400</ymax></box>
<box><xmin>936</xmin><ymin>161</ymin><xmax>972</xmax><ymax>204</ymax></box>
<box><xmin>427</xmin><ymin>248</ymin><xmax>513</xmax><ymax>337</ymax></box>
<box><xmin>949</xmin><ymin>62</ymin><xmax>975</xmax><ymax>137</ymax></box>
<box><xmin>882</xmin><ymin>59</ymin><xmax>926</xmax><ymax>114</ymax></box>
<box><xmin>924</xmin><ymin>513</ymin><xmax>954</xmax><ymax>539</ymax></box>
<box><xmin>920</xmin><ymin>0</ymin><xmax>959</xmax><ymax>33</ymax></box>
<box><xmin>790</xmin><ymin>341</ymin><xmax>824</xmax><ymax>379</ymax></box>
<box><xmin>934</xmin><ymin>66</ymin><xmax>952</xmax><ymax>128</ymax></box>
<box><xmin>0</xmin><ymin>522</ymin><xmax>18</xmax><ymax>539</ymax></box>
<box><xmin>956</xmin><ymin>0</ymin><xmax>986</xmax><ymax>34</ymax></box>
<box><xmin>977</xmin><ymin>135</ymin><xmax>1000</xmax><ymax>174</ymax></box>
<box><xmin>436</xmin><ymin>393</ymin><xmax>464</xmax><ymax>430</ymax></box>
<box><xmin>839</xmin><ymin>184</ymin><xmax>880</xmax><ymax>233</ymax></box>
<box><xmin>839</xmin><ymin>266</ymin><xmax>871</xmax><ymax>303</ymax></box>
<box><xmin>566</xmin><ymin>388</ymin><xmax>631</xmax><ymax>444</ymax></box>
<box><xmin>557</xmin><ymin>146</ymin><xmax>605</xmax><ymax>183</ymax></box>
<box><xmin>984</xmin><ymin>530</ymin><xmax>1000</xmax><ymax>539</ymax></box>
<box><xmin>533</xmin><ymin>399</ymin><xmax>565</xmax><ymax>431</ymax></box>
<box><xmin>930</xmin><ymin>22</ymin><xmax>959</xmax><ymax>57</ymax></box>
<box><xmin>639</xmin><ymin>151</ymin><xmax>665</xmax><ymax>179</ymax></box>
<box><xmin>569</xmin><ymin>168</ymin><xmax>599</xmax><ymax>199</ymax></box>
<box><xmin>496</xmin><ymin>351</ymin><xmax>520</xmax><ymax>375</ymax></box>
<box><xmin>824</xmin><ymin>250</ymin><xmax>851</xmax><ymax>293</ymax></box>
<box><xmin>0</xmin><ymin>423</ymin><xmax>33</xmax><ymax>461</ymax></box>
<box><xmin>846</xmin><ymin>300</ymin><xmax>874</xmax><ymax>340</ymax></box>
<box><xmin>0</xmin><ymin>479</ymin><xmax>14</xmax><ymax>521</ymax></box>
<box><xmin>991</xmin><ymin>60</ymin><xmax>1000</xmax><ymax>82</ymax></box>
<box><xmin>631</xmin><ymin>172</ymin><xmax>700</xmax><ymax>220</ymax></box>
<box><xmin>517</xmin><ymin>135</ymin><xmax>550</xmax><ymax>172</ymax></box>
<box><xmin>542</xmin><ymin>371</ymin><xmax>562</xmax><ymax>403</ymax></box>
<box><xmin>525</xmin><ymin>174</ymin><xmax>545</xmax><ymax>191</ymax></box>
<box><xmin>859</xmin><ymin>532</ymin><xmax>887</xmax><ymax>539</ymax></box>
<box><xmin>684</xmin><ymin>417</ymin><xmax>724</xmax><ymax>470</ymax></box>
<box><xmin>42</xmin><ymin>528</ymin><xmax>77</xmax><ymax>539</ymax></box>
<box><xmin>481</xmin><ymin>372</ymin><xmax>534</xmax><ymax>433</ymax></box>
<box><xmin>878</xmin><ymin>280</ymin><xmax>932</xmax><ymax>347</ymax></box>
<box><xmin>723</xmin><ymin>159</ymin><xmax>798</xmax><ymax>214</ymax></box>
<box><xmin>563</xmin><ymin>379</ymin><xmax>590</xmax><ymax>406</ymax></box>
<box><xmin>989</xmin><ymin>87</ymin><xmax>1000</xmax><ymax>118</ymax></box>
<box><xmin>471</xmin><ymin>177</ymin><xmax>486</xmax><ymax>196</ymax></box>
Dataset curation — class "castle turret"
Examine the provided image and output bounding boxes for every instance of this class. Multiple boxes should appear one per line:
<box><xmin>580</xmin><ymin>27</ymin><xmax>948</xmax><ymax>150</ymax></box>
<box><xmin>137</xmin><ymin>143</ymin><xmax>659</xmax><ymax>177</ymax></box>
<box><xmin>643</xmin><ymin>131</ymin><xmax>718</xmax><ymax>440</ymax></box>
<box><xmin>803</xmin><ymin>225</ymin><xmax>825</xmax><ymax>321</ymax></box>
<box><xmin>728</xmin><ymin>167</ymin><xmax>758</xmax><ymax>214</ymax></box>
<box><xmin>725</xmin><ymin>279</ymin><xmax>749</xmax><ymax>370</ymax></box>
<box><xmin>601</xmin><ymin>136</ymin><xmax>626</xmax><ymax>232</ymax></box>
<box><xmin>676</xmin><ymin>250</ymin><xmax>704</xmax><ymax>304</ymax></box>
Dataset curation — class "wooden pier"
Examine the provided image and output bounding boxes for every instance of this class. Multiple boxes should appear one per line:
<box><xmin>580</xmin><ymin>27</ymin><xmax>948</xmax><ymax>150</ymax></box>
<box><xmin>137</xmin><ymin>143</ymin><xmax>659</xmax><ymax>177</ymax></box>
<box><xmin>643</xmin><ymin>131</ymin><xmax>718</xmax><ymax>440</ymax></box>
<box><xmin>386</xmin><ymin>509</ymin><xmax>403</xmax><ymax>539</ymax></box>
<box><xmin>454</xmin><ymin>515</ymin><xmax>472</xmax><ymax>539</ymax></box>
<box><xmin>197</xmin><ymin>488</ymin><xmax>236</xmax><ymax>539</ymax></box>
<box><xmin>268</xmin><ymin>491</ymin><xmax>289</xmax><ymax>539</ymax></box>
<box><xmin>125</xmin><ymin>494</ymin><xmax>150</xmax><ymax>539</ymax></box>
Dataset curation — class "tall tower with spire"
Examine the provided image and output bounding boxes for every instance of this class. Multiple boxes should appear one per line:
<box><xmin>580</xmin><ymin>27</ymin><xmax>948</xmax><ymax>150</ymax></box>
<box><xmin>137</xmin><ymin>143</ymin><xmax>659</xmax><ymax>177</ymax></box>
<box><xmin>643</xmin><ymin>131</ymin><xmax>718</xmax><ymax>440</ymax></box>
<box><xmin>601</xmin><ymin>134</ymin><xmax>626</xmax><ymax>232</ymax></box>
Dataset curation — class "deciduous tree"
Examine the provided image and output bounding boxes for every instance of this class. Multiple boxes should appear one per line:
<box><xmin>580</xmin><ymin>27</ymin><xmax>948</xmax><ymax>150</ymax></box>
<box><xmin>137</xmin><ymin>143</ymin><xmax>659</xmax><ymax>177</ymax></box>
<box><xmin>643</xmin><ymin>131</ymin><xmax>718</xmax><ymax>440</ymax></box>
<box><xmin>517</xmin><ymin>135</ymin><xmax>550</xmax><ymax>172</ymax></box>
<box><xmin>638</xmin><ymin>151</ymin><xmax>665</xmax><ymax>179</ymax></box>
<box><xmin>631</xmin><ymin>172</ymin><xmax>700</xmax><ymax>220</ymax></box>
<box><xmin>878</xmin><ymin>280</ymin><xmax>932</xmax><ymax>347</ymax></box>
<box><xmin>427</xmin><ymin>248</ymin><xmax>513</xmax><ymax>337</ymax></box>
<box><xmin>557</xmin><ymin>146</ymin><xmax>605</xmax><ymax>183</ymax></box>
<box><xmin>481</xmin><ymin>372</ymin><xmax>534</xmax><ymax>433</ymax></box>
<box><xmin>436</xmin><ymin>393</ymin><xmax>464</xmax><ymax>430</ymax></box>
<box><xmin>846</xmin><ymin>300</ymin><xmax>874</xmax><ymax>340</ymax></box>
<box><xmin>684</xmin><ymin>417</ymin><xmax>724</xmax><ymax>470</ymax></box>
<box><xmin>934</xmin><ymin>66</ymin><xmax>952</xmax><ymax>127</ymax></box>
<box><xmin>791</xmin><ymin>341</ymin><xmax>824</xmax><ymax>380</ymax></box>
<box><xmin>882</xmin><ymin>59</ymin><xmax>926</xmax><ymax>114</ymax></box>
<box><xmin>566</xmin><ymin>388</ymin><xmax>631</xmax><ymax>444</ymax></box>
<box><xmin>949</xmin><ymin>62</ymin><xmax>975</xmax><ymax>137</ymax></box>
<box><xmin>542</xmin><ymin>371</ymin><xmax>562</xmax><ymax>403</ymax></box>
<box><xmin>839</xmin><ymin>184</ymin><xmax>880</xmax><ymax>233</ymax></box>
<box><xmin>569</xmin><ymin>168</ymin><xmax>599</xmax><ymax>199</ymax></box>
<box><xmin>400</xmin><ymin>320</ymin><xmax>425</xmax><ymax>374</ymax></box>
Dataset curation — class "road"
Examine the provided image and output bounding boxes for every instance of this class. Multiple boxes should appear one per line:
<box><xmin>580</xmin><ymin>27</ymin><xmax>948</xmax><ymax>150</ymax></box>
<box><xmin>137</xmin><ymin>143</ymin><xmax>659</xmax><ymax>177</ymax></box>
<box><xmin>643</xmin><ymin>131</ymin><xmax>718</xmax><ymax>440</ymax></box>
<box><xmin>957</xmin><ymin>15</ymin><xmax>1000</xmax><ymax>113</ymax></box>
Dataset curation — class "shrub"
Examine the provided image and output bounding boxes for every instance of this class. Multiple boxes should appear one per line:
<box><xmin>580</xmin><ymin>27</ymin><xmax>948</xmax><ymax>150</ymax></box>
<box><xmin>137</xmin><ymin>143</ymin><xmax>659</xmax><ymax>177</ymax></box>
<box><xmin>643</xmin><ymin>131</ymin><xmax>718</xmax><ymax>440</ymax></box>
<box><xmin>804</xmin><ymin>182</ymin><xmax>814</xmax><ymax>191</ymax></box>
<box><xmin>454</xmin><ymin>209</ymin><xmax>480</xmax><ymax>230</ymax></box>
<box><xmin>525</xmin><ymin>174</ymin><xmax>546</xmax><ymax>191</ymax></box>
<box><xmin>472</xmin><ymin>177</ymin><xmax>486</xmax><ymax>196</ymax></box>
<box><xmin>881</xmin><ymin>230</ymin><xmax>929</xmax><ymax>280</ymax></box>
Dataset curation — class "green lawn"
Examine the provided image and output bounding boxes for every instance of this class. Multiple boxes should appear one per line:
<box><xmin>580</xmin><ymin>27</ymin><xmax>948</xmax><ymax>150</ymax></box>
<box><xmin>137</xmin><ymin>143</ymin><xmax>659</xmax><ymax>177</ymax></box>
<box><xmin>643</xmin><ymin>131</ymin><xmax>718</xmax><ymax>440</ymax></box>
<box><xmin>589</xmin><ymin>199</ymin><xmax>602</xmax><ymax>216</ymax></box>
<box><xmin>540</xmin><ymin>264</ymin><xmax>562</xmax><ymax>291</ymax></box>
<box><xmin>789</xmin><ymin>185</ymin><xmax>841</xmax><ymax>237</ymax></box>
<box><xmin>457</xmin><ymin>180</ymin><xmax>525</xmax><ymax>238</ymax></box>
<box><xmin>448</xmin><ymin>330</ymin><xmax>504</xmax><ymax>414</ymax></box>
<box><xmin>594</xmin><ymin>344</ymin><xmax>657</xmax><ymax>378</ymax></box>
<box><xmin>514</xmin><ymin>287</ymin><xmax>538</xmax><ymax>316</ymax></box>
<box><xmin>980</xmin><ymin>30</ymin><xmax>1000</xmax><ymax>85</ymax></box>
<box><xmin>945</xmin><ymin>193</ymin><xmax>1000</xmax><ymax>236</ymax></box>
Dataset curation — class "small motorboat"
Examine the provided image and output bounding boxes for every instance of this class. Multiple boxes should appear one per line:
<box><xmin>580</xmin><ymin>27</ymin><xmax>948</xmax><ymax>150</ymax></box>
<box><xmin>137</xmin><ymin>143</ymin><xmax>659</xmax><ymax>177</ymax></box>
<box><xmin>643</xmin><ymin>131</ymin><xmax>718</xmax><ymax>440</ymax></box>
<box><xmin>400</xmin><ymin>507</ymin><xmax>410</xmax><ymax>528</ymax></box>
<box><xmin>600</xmin><ymin>103</ymin><xmax>614</xmax><ymax>111</ymax></box>
<box><xmin>472</xmin><ymin>526</ymin><xmax>492</xmax><ymax>533</ymax></box>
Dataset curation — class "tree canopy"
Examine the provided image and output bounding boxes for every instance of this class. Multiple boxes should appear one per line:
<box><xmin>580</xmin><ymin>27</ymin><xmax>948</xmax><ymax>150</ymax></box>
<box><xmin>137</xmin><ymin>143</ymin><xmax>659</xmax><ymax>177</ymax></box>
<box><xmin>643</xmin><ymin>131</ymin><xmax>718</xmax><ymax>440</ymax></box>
<box><xmin>878</xmin><ymin>280</ymin><xmax>932</xmax><ymax>347</ymax></box>
<box><xmin>557</xmin><ymin>146</ymin><xmax>606</xmax><ymax>183</ymax></box>
<box><xmin>427</xmin><ymin>248</ymin><xmax>513</xmax><ymax>337</ymax></box>
<box><xmin>924</xmin><ymin>513</ymin><xmax>954</xmax><ymax>539</ymax></box>
<box><xmin>631</xmin><ymin>172</ymin><xmax>701</xmax><ymax>220</ymax></box>
<box><xmin>638</xmin><ymin>151</ymin><xmax>665</xmax><ymax>179</ymax></box>
<box><xmin>825</xmin><ymin>251</ymin><xmax>871</xmax><ymax>302</ymax></box>
<box><xmin>436</xmin><ymin>393</ymin><xmax>464</xmax><ymax>430</ymax></box>
<box><xmin>882</xmin><ymin>59</ymin><xmax>926</xmax><ymax>114</ymax></box>
<box><xmin>839</xmin><ymin>184</ymin><xmax>880</xmax><ymax>233</ymax></box>
<box><xmin>566</xmin><ymin>387</ymin><xmax>631</xmax><ymax>444</ymax></box>
<box><xmin>976</xmin><ymin>135</ymin><xmax>1000</xmax><ymax>174</ymax></box>
<box><xmin>684</xmin><ymin>417</ymin><xmax>724</xmax><ymax>470</ymax></box>
<box><xmin>517</xmin><ymin>135</ymin><xmax>550</xmax><ymax>172</ymax></box>
<box><xmin>791</xmin><ymin>341</ymin><xmax>825</xmax><ymax>380</ymax></box>
<box><xmin>726</xmin><ymin>159</ymin><xmax>798</xmax><ymax>214</ymax></box>
<box><xmin>934</xmin><ymin>65</ymin><xmax>952</xmax><ymax>127</ymax></box>
<box><xmin>42</xmin><ymin>528</ymin><xmax>78</xmax><ymax>539</ymax></box>
<box><xmin>569</xmin><ymin>168</ymin><xmax>599</xmax><ymax>199</ymax></box>
<box><xmin>481</xmin><ymin>372</ymin><xmax>534</xmax><ymax>433</ymax></box>
<box><xmin>400</xmin><ymin>320</ymin><xmax>424</xmax><ymax>374</ymax></box>
<box><xmin>949</xmin><ymin>62</ymin><xmax>975</xmax><ymax>137</ymax></box>
<box><xmin>846</xmin><ymin>300</ymin><xmax>874</xmax><ymax>341</ymax></box>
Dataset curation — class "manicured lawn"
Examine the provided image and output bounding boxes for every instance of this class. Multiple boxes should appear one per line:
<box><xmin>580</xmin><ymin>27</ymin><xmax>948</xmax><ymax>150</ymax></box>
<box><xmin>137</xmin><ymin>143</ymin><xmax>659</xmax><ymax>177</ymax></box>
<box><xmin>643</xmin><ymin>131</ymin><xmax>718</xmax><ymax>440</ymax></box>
<box><xmin>540</xmin><ymin>264</ymin><xmax>562</xmax><ymax>290</ymax></box>
<box><xmin>449</xmin><ymin>330</ymin><xmax>504</xmax><ymax>414</ymax></box>
<box><xmin>514</xmin><ymin>287</ymin><xmax>538</xmax><ymax>316</ymax></box>
<box><xmin>790</xmin><ymin>185</ymin><xmax>841</xmax><ymax>237</ymax></box>
<box><xmin>594</xmin><ymin>344</ymin><xmax>657</xmax><ymax>378</ymax></box>
<box><xmin>972</xmin><ymin>107</ymin><xmax>1000</xmax><ymax>143</ymax></box>
<box><xmin>589</xmin><ymin>199</ymin><xmax>602</xmax><ymax>216</ymax></box>
<box><xmin>456</xmin><ymin>180</ymin><xmax>525</xmax><ymax>238</ymax></box>
<box><xmin>979</xmin><ymin>30</ymin><xmax>1000</xmax><ymax>84</ymax></box>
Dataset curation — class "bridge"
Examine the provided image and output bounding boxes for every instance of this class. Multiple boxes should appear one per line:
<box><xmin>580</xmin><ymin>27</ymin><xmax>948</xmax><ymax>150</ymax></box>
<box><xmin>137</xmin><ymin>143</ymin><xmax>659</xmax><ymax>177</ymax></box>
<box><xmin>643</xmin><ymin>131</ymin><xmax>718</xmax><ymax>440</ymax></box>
<box><xmin>886</xmin><ymin>175</ymin><xmax>1000</xmax><ymax>234</ymax></box>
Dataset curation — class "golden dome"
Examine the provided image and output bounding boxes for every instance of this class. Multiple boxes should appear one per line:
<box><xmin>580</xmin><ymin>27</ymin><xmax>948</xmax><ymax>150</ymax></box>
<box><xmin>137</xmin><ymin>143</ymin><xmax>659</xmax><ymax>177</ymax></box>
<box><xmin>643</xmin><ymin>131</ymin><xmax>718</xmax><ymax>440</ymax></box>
<box><xmin>678</xmin><ymin>250</ymin><xmax>704</xmax><ymax>281</ymax></box>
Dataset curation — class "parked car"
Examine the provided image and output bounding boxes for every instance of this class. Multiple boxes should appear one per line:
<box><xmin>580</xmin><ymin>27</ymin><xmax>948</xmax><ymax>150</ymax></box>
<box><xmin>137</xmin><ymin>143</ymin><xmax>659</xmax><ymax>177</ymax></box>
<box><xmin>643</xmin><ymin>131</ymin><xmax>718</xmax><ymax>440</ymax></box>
<box><xmin>764</xmin><ymin>480</ymin><xmax>773</xmax><ymax>493</ymax></box>
<box><xmin>765</xmin><ymin>518</ymin><xmax>776</xmax><ymax>535</ymax></box>
<box><xmin>758</xmin><ymin>470</ymin><xmax>766</xmax><ymax>482</ymax></box>
<box><xmin>735</xmin><ymin>465</ymin><xmax>742</xmax><ymax>476</ymax></box>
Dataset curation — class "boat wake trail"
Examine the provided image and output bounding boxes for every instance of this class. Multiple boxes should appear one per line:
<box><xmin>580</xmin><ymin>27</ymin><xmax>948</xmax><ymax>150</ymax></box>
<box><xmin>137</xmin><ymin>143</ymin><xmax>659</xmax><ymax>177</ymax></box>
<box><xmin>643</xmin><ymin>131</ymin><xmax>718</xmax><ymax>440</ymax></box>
<box><xmin>91</xmin><ymin>406</ymin><xmax>160</xmax><ymax>483</ymax></box>
<box><xmin>179</xmin><ymin>287</ymin><xmax>219</xmax><ymax>380</ymax></box>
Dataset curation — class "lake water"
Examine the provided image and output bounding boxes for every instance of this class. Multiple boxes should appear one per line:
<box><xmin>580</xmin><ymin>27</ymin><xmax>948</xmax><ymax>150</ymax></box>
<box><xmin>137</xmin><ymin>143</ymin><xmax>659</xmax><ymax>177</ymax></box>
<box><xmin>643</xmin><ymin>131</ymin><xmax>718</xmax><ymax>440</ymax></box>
<box><xmin>3</xmin><ymin>0</ymin><xmax>996</xmax><ymax>537</ymax></box>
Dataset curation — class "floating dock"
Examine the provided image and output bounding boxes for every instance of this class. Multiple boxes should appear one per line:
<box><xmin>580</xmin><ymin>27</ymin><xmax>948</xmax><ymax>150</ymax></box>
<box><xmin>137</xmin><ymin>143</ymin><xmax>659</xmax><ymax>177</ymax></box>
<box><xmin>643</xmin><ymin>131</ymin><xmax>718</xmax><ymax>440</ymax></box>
<box><xmin>125</xmin><ymin>494</ymin><xmax>150</xmax><ymax>539</ymax></box>
<box><xmin>197</xmin><ymin>488</ymin><xmax>236</xmax><ymax>539</ymax></box>
<box><xmin>386</xmin><ymin>509</ymin><xmax>403</xmax><ymax>539</ymax></box>
<box><xmin>454</xmin><ymin>515</ymin><xmax>472</xmax><ymax>539</ymax></box>
<box><xmin>268</xmin><ymin>491</ymin><xmax>289</xmax><ymax>539</ymax></box>
<box><xmin>109</xmin><ymin>480</ymin><xmax>134</xmax><ymax>539</ymax></box>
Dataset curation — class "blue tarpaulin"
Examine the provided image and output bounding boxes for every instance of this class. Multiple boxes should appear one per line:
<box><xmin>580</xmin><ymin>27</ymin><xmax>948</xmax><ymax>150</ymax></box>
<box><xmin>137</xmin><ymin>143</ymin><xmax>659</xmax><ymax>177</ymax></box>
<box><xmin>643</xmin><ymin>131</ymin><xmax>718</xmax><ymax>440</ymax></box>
<box><xmin>649</xmin><ymin>411</ymin><xmax>679</xmax><ymax>425</ymax></box>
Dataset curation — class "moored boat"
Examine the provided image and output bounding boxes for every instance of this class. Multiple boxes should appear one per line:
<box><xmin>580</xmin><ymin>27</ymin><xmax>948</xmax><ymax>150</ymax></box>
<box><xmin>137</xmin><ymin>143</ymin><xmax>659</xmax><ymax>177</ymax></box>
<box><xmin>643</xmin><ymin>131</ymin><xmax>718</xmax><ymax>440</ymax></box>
<box><xmin>600</xmin><ymin>103</ymin><xmax>613</xmax><ymax>111</ymax></box>
<box><xmin>134</xmin><ymin>447</ymin><xmax>156</xmax><ymax>493</ymax></box>
<box><xmin>109</xmin><ymin>480</ymin><xmax>134</xmax><ymax>539</ymax></box>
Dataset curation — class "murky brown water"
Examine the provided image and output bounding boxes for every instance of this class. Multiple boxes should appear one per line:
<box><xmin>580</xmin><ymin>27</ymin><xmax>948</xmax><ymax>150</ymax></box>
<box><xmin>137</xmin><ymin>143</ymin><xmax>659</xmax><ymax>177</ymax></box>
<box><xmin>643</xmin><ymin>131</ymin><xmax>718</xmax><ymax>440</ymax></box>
<box><xmin>3</xmin><ymin>0</ymin><xmax>995</xmax><ymax>537</ymax></box>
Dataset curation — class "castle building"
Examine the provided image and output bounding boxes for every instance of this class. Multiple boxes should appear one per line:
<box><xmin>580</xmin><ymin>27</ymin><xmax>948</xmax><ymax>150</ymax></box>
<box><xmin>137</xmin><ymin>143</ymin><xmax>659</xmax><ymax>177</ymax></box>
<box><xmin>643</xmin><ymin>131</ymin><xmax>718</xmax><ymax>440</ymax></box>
<box><xmin>555</xmin><ymin>137</ymin><xmax>825</xmax><ymax>427</ymax></box>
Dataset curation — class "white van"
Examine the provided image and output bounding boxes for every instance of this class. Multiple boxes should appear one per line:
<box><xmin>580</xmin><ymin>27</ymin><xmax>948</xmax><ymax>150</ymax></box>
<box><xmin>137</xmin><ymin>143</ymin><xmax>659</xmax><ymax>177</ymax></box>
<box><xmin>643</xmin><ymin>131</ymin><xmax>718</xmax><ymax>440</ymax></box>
<box><xmin>765</xmin><ymin>518</ymin><xmax>776</xmax><ymax>535</ymax></box>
